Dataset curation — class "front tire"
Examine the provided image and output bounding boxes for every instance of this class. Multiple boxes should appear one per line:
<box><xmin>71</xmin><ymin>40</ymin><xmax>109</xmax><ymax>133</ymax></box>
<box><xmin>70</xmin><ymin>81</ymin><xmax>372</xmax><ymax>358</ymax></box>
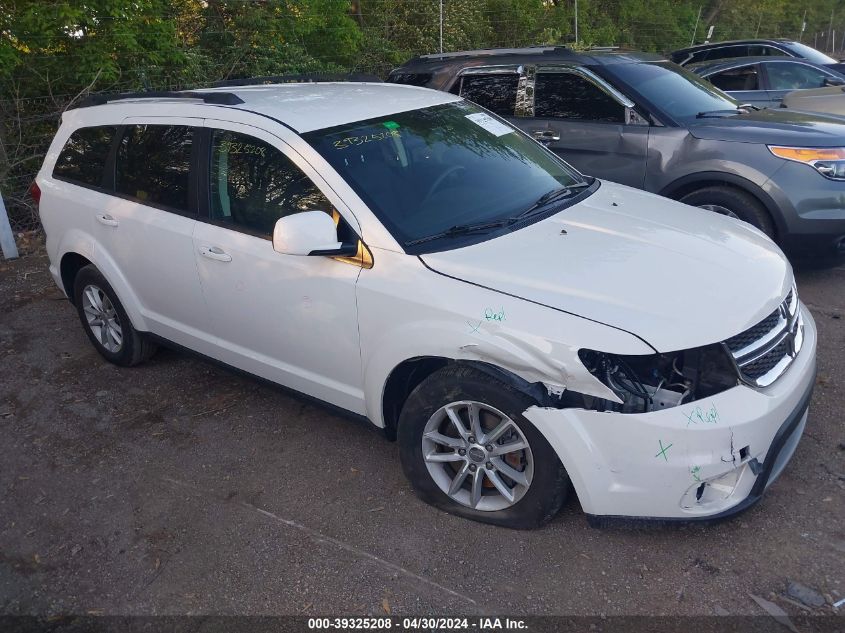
<box><xmin>679</xmin><ymin>185</ymin><xmax>775</xmax><ymax>237</ymax></box>
<box><xmin>73</xmin><ymin>265</ymin><xmax>156</xmax><ymax>367</ymax></box>
<box><xmin>397</xmin><ymin>364</ymin><xmax>569</xmax><ymax>529</ymax></box>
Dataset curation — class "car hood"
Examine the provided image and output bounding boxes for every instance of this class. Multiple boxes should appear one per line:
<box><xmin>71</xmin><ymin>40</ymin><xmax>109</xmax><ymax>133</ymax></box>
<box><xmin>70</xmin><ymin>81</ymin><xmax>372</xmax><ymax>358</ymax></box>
<box><xmin>420</xmin><ymin>182</ymin><xmax>792</xmax><ymax>353</ymax></box>
<box><xmin>689</xmin><ymin>107</ymin><xmax>845</xmax><ymax>145</ymax></box>
<box><xmin>783</xmin><ymin>86</ymin><xmax>845</xmax><ymax>117</ymax></box>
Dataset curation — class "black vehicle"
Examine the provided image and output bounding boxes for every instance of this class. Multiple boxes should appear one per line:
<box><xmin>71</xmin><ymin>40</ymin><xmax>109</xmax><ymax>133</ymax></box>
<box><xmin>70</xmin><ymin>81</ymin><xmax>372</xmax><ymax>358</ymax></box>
<box><xmin>671</xmin><ymin>39</ymin><xmax>845</xmax><ymax>74</ymax></box>
<box><xmin>389</xmin><ymin>46</ymin><xmax>845</xmax><ymax>258</ymax></box>
<box><xmin>690</xmin><ymin>56</ymin><xmax>845</xmax><ymax>109</ymax></box>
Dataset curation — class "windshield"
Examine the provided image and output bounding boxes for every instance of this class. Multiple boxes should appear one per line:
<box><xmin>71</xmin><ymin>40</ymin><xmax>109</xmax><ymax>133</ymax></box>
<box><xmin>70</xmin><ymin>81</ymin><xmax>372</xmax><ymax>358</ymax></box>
<box><xmin>302</xmin><ymin>101</ymin><xmax>586</xmax><ymax>250</ymax></box>
<box><xmin>605</xmin><ymin>61</ymin><xmax>739</xmax><ymax>122</ymax></box>
<box><xmin>787</xmin><ymin>41</ymin><xmax>837</xmax><ymax>64</ymax></box>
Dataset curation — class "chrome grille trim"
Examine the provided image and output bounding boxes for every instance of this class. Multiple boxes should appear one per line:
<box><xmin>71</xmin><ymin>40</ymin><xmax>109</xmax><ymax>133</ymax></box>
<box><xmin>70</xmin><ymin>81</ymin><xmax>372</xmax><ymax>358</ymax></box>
<box><xmin>723</xmin><ymin>287</ymin><xmax>803</xmax><ymax>388</ymax></box>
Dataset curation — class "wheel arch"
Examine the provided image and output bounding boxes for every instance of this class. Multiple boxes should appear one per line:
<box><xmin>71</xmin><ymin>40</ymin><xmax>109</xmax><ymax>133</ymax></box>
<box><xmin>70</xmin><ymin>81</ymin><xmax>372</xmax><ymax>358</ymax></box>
<box><xmin>658</xmin><ymin>171</ymin><xmax>785</xmax><ymax>239</ymax></box>
<box><xmin>60</xmin><ymin>252</ymin><xmax>93</xmax><ymax>305</ymax></box>
<box><xmin>381</xmin><ymin>356</ymin><xmax>560</xmax><ymax>441</ymax></box>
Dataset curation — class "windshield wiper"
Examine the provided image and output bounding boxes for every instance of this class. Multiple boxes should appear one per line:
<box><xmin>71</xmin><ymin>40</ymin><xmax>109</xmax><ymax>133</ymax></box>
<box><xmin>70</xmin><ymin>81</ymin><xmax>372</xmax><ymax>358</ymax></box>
<box><xmin>405</xmin><ymin>180</ymin><xmax>593</xmax><ymax>247</ymax></box>
<box><xmin>510</xmin><ymin>181</ymin><xmax>593</xmax><ymax>222</ymax></box>
<box><xmin>404</xmin><ymin>219</ymin><xmax>511</xmax><ymax>246</ymax></box>
<box><xmin>696</xmin><ymin>106</ymin><xmax>752</xmax><ymax>119</ymax></box>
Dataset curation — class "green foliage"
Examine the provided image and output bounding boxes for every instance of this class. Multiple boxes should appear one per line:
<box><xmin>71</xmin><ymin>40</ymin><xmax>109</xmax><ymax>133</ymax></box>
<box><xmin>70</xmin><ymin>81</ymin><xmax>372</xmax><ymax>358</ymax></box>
<box><xmin>1</xmin><ymin>0</ymin><xmax>844</xmax><ymax>231</ymax></box>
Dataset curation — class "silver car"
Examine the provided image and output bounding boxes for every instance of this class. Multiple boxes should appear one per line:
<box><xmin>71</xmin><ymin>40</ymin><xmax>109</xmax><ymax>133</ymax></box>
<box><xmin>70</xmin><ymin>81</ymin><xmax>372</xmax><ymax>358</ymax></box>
<box><xmin>390</xmin><ymin>46</ymin><xmax>845</xmax><ymax>259</ymax></box>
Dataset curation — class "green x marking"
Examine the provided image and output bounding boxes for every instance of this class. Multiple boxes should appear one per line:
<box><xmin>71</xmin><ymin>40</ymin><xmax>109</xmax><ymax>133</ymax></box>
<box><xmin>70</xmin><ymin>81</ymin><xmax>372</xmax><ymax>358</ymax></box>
<box><xmin>655</xmin><ymin>439</ymin><xmax>673</xmax><ymax>462</ymax></box>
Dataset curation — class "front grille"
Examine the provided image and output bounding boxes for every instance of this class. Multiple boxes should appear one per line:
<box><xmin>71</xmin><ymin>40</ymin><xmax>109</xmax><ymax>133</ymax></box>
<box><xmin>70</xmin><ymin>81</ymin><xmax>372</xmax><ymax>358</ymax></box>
<box><xmin>725</xmin><ymin>309</ymin><xmax>780</xmax><ymax>354</ymax></box>
<box><xmin>742</xmin><ymin>338</ymin><xmax>790</xmax><ymax>380</ymax></box>
<box><xmin>724</xmin><ymin>287</ymin><xmax>803</xmax><ymax>388</ymax></box>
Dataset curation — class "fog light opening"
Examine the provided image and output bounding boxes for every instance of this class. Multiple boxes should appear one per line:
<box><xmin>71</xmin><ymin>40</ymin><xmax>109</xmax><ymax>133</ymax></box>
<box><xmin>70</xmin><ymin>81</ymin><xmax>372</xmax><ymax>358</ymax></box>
<box><xmin>681</xmin><ymin>465</ymin><xmax>745</xmax><ymax>511</ymax></box>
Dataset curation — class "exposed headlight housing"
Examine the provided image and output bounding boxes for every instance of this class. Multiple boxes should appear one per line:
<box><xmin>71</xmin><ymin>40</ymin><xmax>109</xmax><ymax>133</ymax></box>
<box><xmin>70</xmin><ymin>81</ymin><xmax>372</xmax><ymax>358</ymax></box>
<box><xmin>576</xmin><ymin>346</ymin><xmax>739</xmax><ymax>414</ymax></box>
<box><xmin>768</xmin><ymin>145</ymin><xmax>845</xmax><ymax>180</ymax></box>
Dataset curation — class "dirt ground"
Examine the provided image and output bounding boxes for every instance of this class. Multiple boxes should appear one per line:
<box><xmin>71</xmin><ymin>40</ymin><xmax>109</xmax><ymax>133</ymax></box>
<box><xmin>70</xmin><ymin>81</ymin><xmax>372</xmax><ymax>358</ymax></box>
<box><xmin>0</xmin><ymin>240</ymin><xmax>843</xmax><ymax>621</ymax></box>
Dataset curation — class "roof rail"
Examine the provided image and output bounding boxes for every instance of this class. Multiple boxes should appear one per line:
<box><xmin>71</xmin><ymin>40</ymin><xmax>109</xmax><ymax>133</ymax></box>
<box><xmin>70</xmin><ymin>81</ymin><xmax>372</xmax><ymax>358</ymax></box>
<box><xmin>73</xmin><ymin>90</ymin><xmax>244</xmax><ymax>109</ymax></box>
<box><xmin>210</xmin><ymin>73</ymin><xmax>381</xmax><ymax>87</ymax></box>
<box><xmin>419</xmin><ymin>46</ymin><xmax>570</xmax><ymax>60</ymax></box>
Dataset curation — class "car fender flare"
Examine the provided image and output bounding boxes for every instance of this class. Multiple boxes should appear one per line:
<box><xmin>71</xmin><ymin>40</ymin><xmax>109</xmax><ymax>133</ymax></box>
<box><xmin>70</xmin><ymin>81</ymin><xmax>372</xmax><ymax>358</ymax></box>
<box><xmin>58</xmin><ymin>231</ymin><xmax>148</xmax><ymax>332</ymax></box>
<box><xmin>658</xmin><ymin>170</ymin><xmax>786</xmax><ymax>236</ymax></box>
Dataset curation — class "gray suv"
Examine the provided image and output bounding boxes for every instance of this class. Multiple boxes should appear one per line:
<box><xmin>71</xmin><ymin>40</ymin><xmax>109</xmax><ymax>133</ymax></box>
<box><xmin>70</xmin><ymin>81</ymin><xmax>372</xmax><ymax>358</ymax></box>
<box><xmin>389</xmin><ymin>46</ymin><xmax>845</xmax><ymax>258</ymax></box>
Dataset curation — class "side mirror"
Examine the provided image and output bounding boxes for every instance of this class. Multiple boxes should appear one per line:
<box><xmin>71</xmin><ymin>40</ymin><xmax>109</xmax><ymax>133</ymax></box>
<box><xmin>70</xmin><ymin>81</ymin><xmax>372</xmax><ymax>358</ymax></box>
<box><xmin>824</xmin><ymin>76</ymin><xmax>845</xmax><ymax>87</ymax></box>
<box><xmin>272</xmin><ymin>211</ymin><xmax>353</xmax><ymax>256</ymax></box>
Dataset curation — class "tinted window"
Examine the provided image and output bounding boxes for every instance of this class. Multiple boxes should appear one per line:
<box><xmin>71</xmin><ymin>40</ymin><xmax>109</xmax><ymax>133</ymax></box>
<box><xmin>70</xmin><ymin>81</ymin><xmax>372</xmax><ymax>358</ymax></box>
<box><xmin>534</xmin><ymin>72</ymin><xmax>625</xmax><ymax>122</ymax></box>
<box><xmin>303</xmin><ymin>102</ymin><xmax>584</xmax><ymax>252</ymax></box>
<box><xmin>748</xmin><ymin>45</ymin><xmax>788</xmax><ymax>57</ymax></box>
<box><xmin>687</xmin><ymin>50</ymin><xmax>712</xmax><ymax>64</ymax></box>
<box><xmin>605</xmin><ymin>61</ymin><xmax>738</xmax><ymax>122</ymax></box>
<box><xmin>701</xmin><ymin>45</ymin><xmax>749</xmax><ymax>62</ymax></box>
<box><xmin>389</xmin><ymin>72</ymin><xmax>433</xmax><ymax>87</ymax></box>
<box><xmin>766</xmin><ymin>62</ymin><xmax>830</xmax><ymax>90</ymax></box>
<box><xmin>53</xmin><ymin>126</ymin><xmax>116</xmax><ymax>187</ymax></box>
<box><xmin>210</xmin><ymin>130</ymin><xmax>333</xmax><ymax>236</ymax></box>
<box><xmin>708</xmin><ymin>65</ymin><xmax>760</xmax><ymax>91</ymax></box>
<box><xmin>116</xmin><ymin>125</ymin><xmax>193</xmax><ymax>212</ymax></box>
<box><xmin>459</xmin><ymin>74</ymin><xmax>519</xmax><ymax>116</ymax></box>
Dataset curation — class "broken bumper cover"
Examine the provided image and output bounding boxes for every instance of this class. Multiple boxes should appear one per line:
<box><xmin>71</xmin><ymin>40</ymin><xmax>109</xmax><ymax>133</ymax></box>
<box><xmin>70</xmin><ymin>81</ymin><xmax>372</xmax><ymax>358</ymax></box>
<box><xmin>524</xmin><ymin>304</ymin><xmax>817</xmax><ymax>524</ymax></box>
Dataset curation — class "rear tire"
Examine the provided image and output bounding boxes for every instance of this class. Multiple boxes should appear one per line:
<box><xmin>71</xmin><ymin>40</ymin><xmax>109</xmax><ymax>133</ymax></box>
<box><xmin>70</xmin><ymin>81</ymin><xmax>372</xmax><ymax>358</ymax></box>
<box><xmin>73</xmin><ymin>265</ymin><xmax>156</xmax><ymax>367</ymax></box>
<box><xmin>679</xmin><ymin>185</ymin><xmax>775</xmax><ymax>238</ymax></box>
<box><xmin>397</xmin><ymin>364</ymin><xmax>569</xmax><ymax>529</ymax></box>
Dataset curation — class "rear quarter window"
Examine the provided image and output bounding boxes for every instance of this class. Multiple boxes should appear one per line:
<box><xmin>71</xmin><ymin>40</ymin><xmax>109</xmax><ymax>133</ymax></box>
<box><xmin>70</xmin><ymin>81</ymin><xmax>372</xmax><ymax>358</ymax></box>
<box><xmin>52</xmin><ymin>126</ymin><xmax>117</xmax><ymax>188</ymax></box>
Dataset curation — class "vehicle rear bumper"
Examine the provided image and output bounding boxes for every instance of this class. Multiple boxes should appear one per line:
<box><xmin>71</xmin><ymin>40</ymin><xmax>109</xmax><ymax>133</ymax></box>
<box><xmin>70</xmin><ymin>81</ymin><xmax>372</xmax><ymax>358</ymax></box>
<box><xmin>524</xmin><ymin>304</ymin><xmax>817</xmax><ymax>522</ymax></box>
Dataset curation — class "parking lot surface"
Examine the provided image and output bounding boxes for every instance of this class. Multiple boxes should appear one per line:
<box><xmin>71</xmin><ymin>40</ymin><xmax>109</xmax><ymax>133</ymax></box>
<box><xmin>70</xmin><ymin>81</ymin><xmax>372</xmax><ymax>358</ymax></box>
<box><xmin>0</xmin><ymin>243</ymin><xmax>843</xmax><ymax>618</ymax></box>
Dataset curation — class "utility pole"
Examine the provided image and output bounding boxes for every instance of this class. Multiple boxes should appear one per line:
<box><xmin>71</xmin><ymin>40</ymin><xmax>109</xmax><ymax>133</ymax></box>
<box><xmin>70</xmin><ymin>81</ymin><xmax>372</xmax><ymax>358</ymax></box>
<box><xmin>439</xmin><ymin>0</ymin><xmax>443</xmax><ymax>53</ymax></box>
<box><xmin>690</xmin><ymin>6</ymin><xmax>702</xmax><ymax>46</ymax></box>
<box><xmin>830</xmin><ymin>9</ymin><xmax>835</xmax><ymax>53</ymax></box>
<box><xmin>0</xmin><ymin>189</ymin><xmax>19</xmax><ymax>260</ymax></box>
<box><xmin>574</xmin><ymin>0</ymin><xmax>579</xmax><ymax>43</ymax></box>
<box><xmin>755</xmin><ymin>13</ymin><xmax>763</xmax><ymax>38</ymax></box>
<box><xmin>799</xmin><ymin>10</ymin><xmax>806</xmax><ymax>42</ymax></box>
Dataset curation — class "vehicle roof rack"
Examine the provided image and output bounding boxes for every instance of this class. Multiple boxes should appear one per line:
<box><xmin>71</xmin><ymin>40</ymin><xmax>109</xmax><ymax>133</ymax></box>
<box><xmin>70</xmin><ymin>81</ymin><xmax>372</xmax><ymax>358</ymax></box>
<box><xmin>74</xmin><ymin>90</ymin><xmax>244</xmax><ymax>109</ymax></box>
<box><xmin>418</xmin><ymin>46</ymin><xmax>570</xmax><ymax>60</ymax></box>
<box><xmin>210</xmin><ymin>73</ymin><xmax>382</xmax><ymax>87</ymax></box>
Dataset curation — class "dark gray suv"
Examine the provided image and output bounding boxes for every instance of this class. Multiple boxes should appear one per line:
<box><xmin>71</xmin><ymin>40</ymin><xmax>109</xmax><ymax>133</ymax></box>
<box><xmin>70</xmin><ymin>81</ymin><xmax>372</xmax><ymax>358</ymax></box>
<box><xmin>389</xmin><ymin>46</ymin><xmax>845</xmax><ymax>258</ymax></box>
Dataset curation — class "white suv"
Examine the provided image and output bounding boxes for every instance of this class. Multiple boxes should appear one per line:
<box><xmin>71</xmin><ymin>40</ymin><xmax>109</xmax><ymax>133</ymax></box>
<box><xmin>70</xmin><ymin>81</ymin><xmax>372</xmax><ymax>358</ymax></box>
<box><xmin>34</xmin><ymin>82</ymin><xmax>816</xmax><ymax>528</ymax></box>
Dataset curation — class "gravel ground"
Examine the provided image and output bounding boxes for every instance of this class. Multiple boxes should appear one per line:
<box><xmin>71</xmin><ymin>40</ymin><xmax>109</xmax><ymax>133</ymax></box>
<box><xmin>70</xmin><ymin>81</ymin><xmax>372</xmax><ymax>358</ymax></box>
<box><xmin>0</xmin><ymin>241</ymin><xmax>843</xmax><ymax>620</ymax></box>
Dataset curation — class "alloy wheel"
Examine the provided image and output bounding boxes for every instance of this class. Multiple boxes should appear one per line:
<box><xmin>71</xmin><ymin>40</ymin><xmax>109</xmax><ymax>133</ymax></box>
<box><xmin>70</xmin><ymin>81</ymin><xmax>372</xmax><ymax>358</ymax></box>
<box><xmin>81</xmin><ymin>284</ymin><xmax>123</xmax><ymax>353</ymax></box>
<box><xmin>698</xmin><ymin>203</ymin><xmax>740</xmax><ymax>220</ymax></box>
<box><xmin>421</xmin><ymin>401</ymin><xmax>534</xmax><ymax>511</ymax></box>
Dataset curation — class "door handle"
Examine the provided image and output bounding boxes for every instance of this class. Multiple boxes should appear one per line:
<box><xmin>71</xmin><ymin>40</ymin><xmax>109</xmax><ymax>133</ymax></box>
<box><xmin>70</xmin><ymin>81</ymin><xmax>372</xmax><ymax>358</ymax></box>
<box><xmin>96</xmin><ymin>213</ymin><xmax>119</xmax><ymax>227</ymax></box>
<box><xmin>532</xmin><ymin>130</ymin><xmax>560</xmax><ymax>143</ymax></box>
<box><xmin>199</xmin><ymin>245</ymin><xmax>232</xmax><ymax>262</ymax></box>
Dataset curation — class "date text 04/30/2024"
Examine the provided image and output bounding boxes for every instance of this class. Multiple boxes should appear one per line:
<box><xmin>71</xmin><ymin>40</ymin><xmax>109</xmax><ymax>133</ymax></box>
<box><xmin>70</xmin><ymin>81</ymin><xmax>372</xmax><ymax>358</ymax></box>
<box><xmin>307</xmin><ymin>617</ymin><xmax>527</xmax><ymax>630</ymax></box>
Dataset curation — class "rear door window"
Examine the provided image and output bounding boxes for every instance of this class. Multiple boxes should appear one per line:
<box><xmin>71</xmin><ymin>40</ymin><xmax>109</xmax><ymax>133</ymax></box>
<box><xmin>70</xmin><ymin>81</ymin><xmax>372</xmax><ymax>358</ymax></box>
<box><xmin>707</xmin><ymin>64</ymin><xmax>760</xmax><ymax>91</ymax></box>
<box><xmin>53</xmin><ymin>126</ymin><xmax>117</xmax><ymax>188</ymax></box>
<box><xmin>115</xmin><ymin>125</ymin><xmax>194</xmax><ymax>213</ymax></box>
<box><xmin>458</xmin><ymin>73</ymin><xmax>519</xmax><ymax>117</ymax></box>
<box><xmin>534</xmin><ymin>72</ymin><xmax>625</xmax><ymax>122</ymax></box>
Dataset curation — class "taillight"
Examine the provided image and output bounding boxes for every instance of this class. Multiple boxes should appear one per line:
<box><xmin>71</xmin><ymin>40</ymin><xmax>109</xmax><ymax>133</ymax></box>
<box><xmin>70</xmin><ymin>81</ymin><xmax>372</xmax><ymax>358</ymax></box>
<box><xmin>28</xmin><ymin>182</ymin><xmax>41</xmax><ymax>205</ymax></box>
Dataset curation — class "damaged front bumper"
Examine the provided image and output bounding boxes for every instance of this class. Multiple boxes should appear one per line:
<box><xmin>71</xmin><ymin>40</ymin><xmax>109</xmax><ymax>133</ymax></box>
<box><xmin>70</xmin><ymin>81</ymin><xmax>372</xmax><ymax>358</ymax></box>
<box><xmin>524</xmin><ymin>305</ymin><xmax>817</xmax><ymax>525</ymax></box>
